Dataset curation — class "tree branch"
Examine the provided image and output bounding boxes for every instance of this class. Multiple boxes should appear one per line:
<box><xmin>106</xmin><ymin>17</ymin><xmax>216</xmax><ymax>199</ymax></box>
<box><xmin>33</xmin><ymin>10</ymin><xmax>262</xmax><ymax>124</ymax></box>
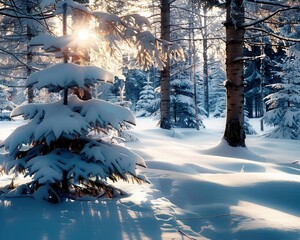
<box><xmin>243</xmin><ymin>5</ymin><xmax>300</xmax><ymax>28</ymax></box>
<box><xmin>0</xmin><ymin>48</ymin><xmax>31</xmax><ymax>69</ymax></box>
<box><xmin>247</xmin><ymin>27</ymin><xmax>300</xmax><ymax>42</ymax></box>
<box><xmin>246</xmin><ymin>0</ymin><xmax>290</xmax><ymax>8</ymax></box>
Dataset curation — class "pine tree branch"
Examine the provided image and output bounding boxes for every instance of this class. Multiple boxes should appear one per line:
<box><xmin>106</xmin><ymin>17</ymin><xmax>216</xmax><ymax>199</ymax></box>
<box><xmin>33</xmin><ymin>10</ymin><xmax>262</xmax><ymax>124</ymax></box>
<box><xmin>246</xmin><ymin>0</ymin><xmax>290</xmax><ymax>8</ymax></box>
<box><xmin>172</xmin><ymin>37</ymin><xmax>225</xmax><ymax>42</ymax></box>
<box><xmin>0</xmin><ymin>48</ymin><xmax>31</xmax><ymax>69</ymax></box>
<box><xmin>242</xmin><ymin>5</ymin><xmax>300</xmax><ymax>28</ymax></box>
<box><xmin>247</xmin><ymin>27</ymin><xmax>300</xmax><ymax>43</ymax></box>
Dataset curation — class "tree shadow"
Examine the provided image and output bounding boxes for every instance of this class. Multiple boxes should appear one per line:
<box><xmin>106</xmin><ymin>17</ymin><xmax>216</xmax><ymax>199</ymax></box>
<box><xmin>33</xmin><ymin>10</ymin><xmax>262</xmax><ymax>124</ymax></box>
<box><xmin>0</xmin><ymin>196</ymin><xmax>164</xmax><ymax>240</ymax></box>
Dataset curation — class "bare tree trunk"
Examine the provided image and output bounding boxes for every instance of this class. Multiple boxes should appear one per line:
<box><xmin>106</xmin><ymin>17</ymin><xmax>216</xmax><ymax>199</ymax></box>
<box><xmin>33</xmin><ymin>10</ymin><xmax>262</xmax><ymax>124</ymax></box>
<box><xmin>160</xmin><ymin>0</ymin><xmax>171</xmax><ymax>129</ymax></box>
<box><xmin>63</xmin><ymin>2</ymin><xmax>69</xmax><ymax>105</ymax></box>
<box><xmin>223</xmin><ymin>0</ymin><xmax>246</xmax><ymax>147</ymax></box>
<box><xmin>190</xmin><ymin>0</ymin><xmax>200</xmax><ymax>130</ymax></box>
<box><xmin>202</xmin><ymin>5</ymin><xmax>209</xmax><ymax>116</ymax></box>
<box><xmin>27</xmin><ymin>0</ymin><xmax>34</xmax><ymax>103</ymax></box>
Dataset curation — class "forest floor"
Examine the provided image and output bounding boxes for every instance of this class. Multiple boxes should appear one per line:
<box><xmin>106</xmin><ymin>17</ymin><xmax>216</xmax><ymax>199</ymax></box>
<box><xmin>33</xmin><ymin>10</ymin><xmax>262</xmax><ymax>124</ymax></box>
<box><xmin>0</xmin><ymin>117</ymin><xmax>300</xmax><ymax>240</ymax></box>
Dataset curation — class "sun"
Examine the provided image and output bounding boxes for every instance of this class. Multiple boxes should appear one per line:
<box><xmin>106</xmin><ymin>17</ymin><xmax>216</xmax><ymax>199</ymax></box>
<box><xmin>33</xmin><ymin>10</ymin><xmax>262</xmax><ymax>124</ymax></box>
<box><xmin>76</xmin><ymin>28</ymin><xmax>90</xmax><ymax>42</ymax></box>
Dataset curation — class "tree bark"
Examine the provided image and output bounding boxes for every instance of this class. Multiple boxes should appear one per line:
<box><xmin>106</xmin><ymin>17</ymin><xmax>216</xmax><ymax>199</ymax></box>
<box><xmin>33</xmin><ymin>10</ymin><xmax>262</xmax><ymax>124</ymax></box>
<box><xmin>160</xmin><ymin>0</ymin><xmax>171</xmax><ymax>129</ymax></box>
<box><xmin>63</xmin><ymin>2</ymin><xmax>68</xmax><ymax>105</ymax></box>
<box><xmin>189</xmin><ymin>1</ymin><xmax>200</xmax><ymax>130</ymax></box>
<box><xmin>27</xmin><ymin>0</ymin><xmax>34</xmax><ymax>103</ymax></box>
<box><xmin>223</xmin><ymin>0</ymin><xmax>246</xmax><ymax>147</ymax></box>
<box><xmin>202</xmin><ymin>5</ymin><xmax>209</xmax><ymax>116</ymax></box>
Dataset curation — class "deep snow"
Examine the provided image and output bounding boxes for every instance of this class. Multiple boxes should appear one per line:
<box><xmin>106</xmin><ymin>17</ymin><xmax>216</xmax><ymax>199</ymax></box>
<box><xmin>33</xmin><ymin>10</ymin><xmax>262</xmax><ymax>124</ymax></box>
<box><xmin>1</xmin><ymin>117</ymin><xmax>300</xmax><ymax>240</ymax></box>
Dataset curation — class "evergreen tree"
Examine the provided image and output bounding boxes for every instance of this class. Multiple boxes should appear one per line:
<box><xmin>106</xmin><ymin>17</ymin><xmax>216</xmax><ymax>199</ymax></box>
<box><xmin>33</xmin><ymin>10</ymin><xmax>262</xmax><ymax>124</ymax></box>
<box><xmin>124</xmin><ymin>69</ymin><xmax>148</xmax><ymax>110</ymax></box>
<box><xmin>208</xmin><ymin>59</ymin><xmax>226</xmax><ymax>118</ymax></box>
<box><xmin>171</xmin><ymin>68</ymin><xmax>204</xmax><ymax>128</ymax></box>
<box><xmin>0</xmin><ymin>84</ymin><xmax>14</xmax><ymax>121</ymax></box>
<box><xmin>244</xmin><ymin>44</ymin><xmax>263</xmax><ymax>118</ymax></box>
<box><xmin>244</xmin><ymin>31</ymin><xmax>286</xmax><ymax>119</ymax></box>
<box><xmin>136</xmin><ymin>77</ymin><xmax>156</xmax><ymax>117</ymax></box>
<box><xmin>263</xmin><ymin>50</ymin><xmax>300</xmax><ymax>139</ymax></box>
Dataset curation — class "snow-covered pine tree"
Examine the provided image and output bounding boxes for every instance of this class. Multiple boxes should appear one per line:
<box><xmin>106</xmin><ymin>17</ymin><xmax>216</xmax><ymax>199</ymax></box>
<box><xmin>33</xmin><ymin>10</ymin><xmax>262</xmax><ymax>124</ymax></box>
<box><xmin>124</xmin><ymin>69</ymin><xmax>147</xmax><ymax>110</ymax></box>
<box><xmin>263</xmin><ymin>50</ymin><xmax>300</xmax><ymax>139</ymax></box>
<box><xmin>244</xmin><ymin>44</ymin><xmax>263</xmax><ymax>118</ymax></box>
<box><xmin>244</xmin><ymin>110</ymin><xmax>257</xmax><ymax>135</ymax></box>
<box><xmin>0</xmin><ymin>84</ymin><xmax>14</xmax><ymax>121</ymax></box>
<box><xmin>171</xmin><ymin>69</ymin><xmax>204</xmax><ymax>128</ymax></box>
<box><xmin>135</xmin><ymin>76</ymin><xmax>156</xmax><ymax>117</ymax></box>
<box><xmin>208</xmin><ymin>59</ymin><xmax>226</xmax><ymax>118</ymax></box>
<box><xmin>0</xmin><ymin>0</ymin><xmax>183</xmax><ymax>203</ymax></box>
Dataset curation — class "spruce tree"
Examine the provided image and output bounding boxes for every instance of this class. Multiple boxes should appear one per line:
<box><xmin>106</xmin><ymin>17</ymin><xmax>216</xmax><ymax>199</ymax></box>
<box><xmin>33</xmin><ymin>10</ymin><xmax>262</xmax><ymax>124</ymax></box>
<box><xmin>208</xmin><ymin>59</ymin><xmax>226</xmax><ymax>118</ymax></box>
<box><xmin>136</xmin><ymin>78</ymin><xmax>156</xmax><ymax>117</ymax></box>
<box><xmin>263</xmin><ymin>51</ymin><xmax>300</xmax><ymax>139</ymax></box>
<box><xmin>124</xmin><ymin>69</ymin><xmax>148</xmax><ymax>110</ymax></box>
<box><xmin>171</xmin><ymin>69</ymin><xmax>204</xmax><ymax>128</ymax></box>
<box><xmin>0</xmin><ymin>84</ymin><xmax>14</xmax><ymax>121</ymax></box>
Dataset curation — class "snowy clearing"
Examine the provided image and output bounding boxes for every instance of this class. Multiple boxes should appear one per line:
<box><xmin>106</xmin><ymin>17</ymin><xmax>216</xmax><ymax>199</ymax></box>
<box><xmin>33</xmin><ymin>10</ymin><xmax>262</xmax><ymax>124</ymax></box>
<box><xmin>1</xmin><ymin>117</ymin><xmax>300</xmax><ymax>240</ymax></box>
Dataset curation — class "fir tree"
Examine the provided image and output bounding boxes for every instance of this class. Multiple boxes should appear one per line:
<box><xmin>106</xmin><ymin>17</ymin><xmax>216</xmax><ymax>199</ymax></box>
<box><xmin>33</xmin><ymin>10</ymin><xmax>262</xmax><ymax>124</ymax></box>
<box><xmin>263</xmin><ymin>50</ymin><xmax>300</xmax><ymax>139</ymax></box>
<box><xmin>0</xmin><ymin>84</ymin><xmax>14</xmax><ymax>121</ymax></box>
<box><xmin>124</xmin><ymin>69</ymin><xmax>148</xmax><ymax>110</ymax></box>
<box><xmin>171</xmin><ymin>71</ymin><xmax>204</xmax><ymax>128</ymax></box>
<box><xmin>244</xmin><ymin>44</ymin><xmax>263</xmax><ymax>118</ymax></box>
<box><xmin>208</xmin><ymin>59</ymin><xmax>226</xmax><ymax>118</ymax></box>
<box><xmin>135</xmin><ymin>77</ymin><xmax>156</xmax><ymax>117</ymax></box>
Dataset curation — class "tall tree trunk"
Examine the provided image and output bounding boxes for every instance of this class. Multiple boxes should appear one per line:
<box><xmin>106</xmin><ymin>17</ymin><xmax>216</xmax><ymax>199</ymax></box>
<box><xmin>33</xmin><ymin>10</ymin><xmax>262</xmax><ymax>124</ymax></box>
<box><xmin>27</xmin><ymin>0</ymin><xmax>34</xmax><ymax>103</ymax></box>
<box><xmin>190</xmin><ymin>0</ymin><xmax>200</xmax><ymax>130</ymax></box>
<box><xmin>63</xmin><ymin>2</ymin><xmax>68</xmax><ymax>105</ymax></box>
<box><xmin>223</xmin><ymin>0</ymin><xmax>246</xmax><ymax>147</ymax></box>
<box><xmin>202</xmin><ymin>4</ymin><xmax>209</xmax><ymax>116</ymax></box>
<box><xmin>160</xmin><ymin>0</ymin><xmax>171</xmax><ymax>129</ymax></box>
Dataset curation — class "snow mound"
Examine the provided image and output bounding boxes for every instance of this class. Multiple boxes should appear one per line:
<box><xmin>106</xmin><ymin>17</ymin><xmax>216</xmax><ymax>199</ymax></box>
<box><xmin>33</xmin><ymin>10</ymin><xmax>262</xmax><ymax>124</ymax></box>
<box><xmin>201</xmin><ymin>138</ymin><xmax>265</xmax><ymax>161</ymax></box>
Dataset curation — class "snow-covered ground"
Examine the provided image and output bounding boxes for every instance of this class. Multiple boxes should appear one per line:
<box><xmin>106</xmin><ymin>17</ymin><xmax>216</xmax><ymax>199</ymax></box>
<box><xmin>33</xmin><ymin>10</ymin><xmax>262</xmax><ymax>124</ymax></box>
<box><xmin>1</xmin><ymin>117</ymin><xmax>300</xmax><ymax>240</ymax></box>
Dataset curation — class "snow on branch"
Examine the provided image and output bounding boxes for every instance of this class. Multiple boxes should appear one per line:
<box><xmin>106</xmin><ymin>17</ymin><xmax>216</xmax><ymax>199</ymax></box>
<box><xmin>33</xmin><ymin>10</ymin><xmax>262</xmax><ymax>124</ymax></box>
<box><xmin>243</xmin><ymin>5</ymin><xmax>300</xmax><ymax>28</ymax></box>
<box><xmin>246</xmin><ymin>0</ymin><xmax>293</xmax><ymax>8</ymax></box>
<box><xmin>3</xmin><ymin>140</ymin><xmax>147</xmax><ymax>189</ymax></box>
<box><xmin>92</xmin><ymin>9</ymin><xmax>184</xmax><ymax>69</ymax></box>
<box><xmin>79</xmin><ymin>140</ymin><xmax>147</xmax><ymax>180</ymax></box>
<box><xmin>68</xmin><ymin>95</ymin><xmax>136</xmax><ymax>130</ymax></box>
<box><xmin>39</xmin><ymin>0</ymin><xmax>183</xmax><ymax>69</ymax></box>
<box><xmin>136</xmin><ymin>31</ymin><xmax>164</xmax><ymax>69</ymax></box>
<box><xmin>247</xmin><ymin>27</ymin><xmax>300</xmax><ymax>43</ymax></box>
<box><xmin>30</xmin><ymin>35</ymin><xmax>78</xmax><ymax>52</ymax></box>
<box><xmin>2</xmin><ymin>95</ymin><xmax>136</xmax><ymax>152</ymax></box>
<box><xmin>1</xmin><ymin>120</ymin><xmax>38</xmax><ymax>153</ymax></box>
<box><xmin>26</xmin><ymin>63</ymin><xmax>113</xmax><ymax>92</ymax></box>
<box><xmin>3</xmin><ymin>140</ymin><xmax>148</xmax><ymax>193</ymax></box>
<box><xmin>55</xmin><ymin>0</ymin><xmax>90</xmax><ymax>15</ymax></box>
<box><xmin>40</xmin><ymin>0</ymin><xmax>57</xmax><ymax>10</ymax></box>
<box><xmin>29</xmin><ymin>34</ymin><xmax>99</xmax><ymax>59</ymax></box>
<box><xmin>122</xmin><ymin>14</ymin><xmax>151</xmax><ymax>29</ymax></box>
